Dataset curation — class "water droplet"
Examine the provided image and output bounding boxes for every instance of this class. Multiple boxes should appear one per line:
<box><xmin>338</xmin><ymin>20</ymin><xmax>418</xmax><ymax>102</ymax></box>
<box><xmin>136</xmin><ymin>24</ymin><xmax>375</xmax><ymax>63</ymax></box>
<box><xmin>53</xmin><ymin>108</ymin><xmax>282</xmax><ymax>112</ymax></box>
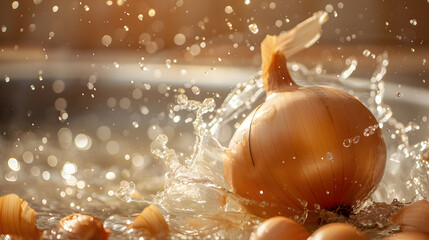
<box><xmin>177</xmin><ymin>93</ymin><xmax>188</xmax><ymax>105</ymax></box>
<box><xmin>325</xmin><ymin>4</ymin><xmax>334</xmax><ymax>13</ymax></box>
<box><xmin>123</xmin><ymin>25</ymin><xmax>129</xmax><ymax>31</ymax></box>
<box><xmin>227</xmin><ymin>22</ymin><xmax>233</xmax><ymax>30</ymax></box>
<box><xmin>1</xmin><ymin>25</ymin><xmax>6</xmax><ymax>32</ymax></box>
<box><xmin>148</xmin><ymin>8</ymin><xmax>156</xmax><ymax>17</ymax></box>
<box><xmin>101</xmin><ymin>35</ymin><xmax>112</xmax><ymax>47</ymax></box>
<box><xmin>343</xmin><ymin>138</ymin><xmax>352</xmax><ymax>147</ymax></box>
<box><xmin>353</xmin><ymin>135</ymin><xmax>360</xmax><ymax>144</ymax></box>
<box><xmin>191</xmin><ymin>86</ymin><xmax>200</xmax><ymax>95</ymax></box>
<box><xmin>224</xmin><ymin>6</ymin><xmax>234</xmax><ymax>14</ymax></box>
<box><xmin>362</xmin><ymin>49</ymin><xmax>371</xmax><ymax>57</ymax></box>
<box><xmin>132</xmin><ymin>121</ymin><xmax>139</xmax><ymax>128</ymax></box>
<box><xmin>259</xmin><ymin>190</ymin><xmax>264</xmax><ymax>194</ymax></box>
<box><xmin>396</xmin><ymin>91</ymin><xmax>402</xmax><ymax>98</ymax></box>
<box><xmin>410</xmin><ymin>19</ymin><xmax>417</xmax><ymax>26</ymax></box>
<box><xmin>326</xmin><ymin>152</ymin><xmax>334</xmax><ymax>161</ymax></box>
<box><xmin>314</xmin><ymin>203</ymin><xmax>321</xmax><ymax>210</ymax></box>
<box><xmin>30</xmin><ymin>85</ymin><xmax>36</xmax><ymax>90</ymax></box>
<box><xmin>11</xmin><ymin>1</ymin><xmax>19</xmax><ymax>9</ymax></box>
<box><xmin>156</xmin><ymin>134</ymin><xmax>168</xmax><ymax>145</ymax></box>
<box><xmin>52</xmin><ymin>5</ymin><xmax>59</xmax><ymax>13</ymax></box>
<box><xmin>248</xmin><ymin>23</ymin><xmax>259</xmax><ymax>34</ymax></box>
<box><xmin>138</xmin><ymin>14</ymin><xmax>143</xmax><ymax>21</ymax></box>
<box><xmin>5</xmin><ymin>75</ymin><xmax>10</xmax><ymax>83</ymax></box>
<box><xmin>325</xmin><ymin>191</ymin><xmax>330</xmax><ymax>195</ymax></box>
<box><xmin>113</xmin><ymin>62</ymin><xmax>119</xmax><ymax>68</ymax></box>
<box><xmin>83</xmin><ymin>5</ymin><xmax>90</xmax><ymax>11</ymax></box>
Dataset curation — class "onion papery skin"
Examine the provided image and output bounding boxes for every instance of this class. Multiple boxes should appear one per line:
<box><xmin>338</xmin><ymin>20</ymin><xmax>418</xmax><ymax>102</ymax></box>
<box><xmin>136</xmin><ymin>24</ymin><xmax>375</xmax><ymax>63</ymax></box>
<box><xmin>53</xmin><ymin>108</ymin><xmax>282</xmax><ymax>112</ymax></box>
<box><xmin>224</xmin><ymin>53</ymin><xmax>386</xmax><ymax>220</ymax></box>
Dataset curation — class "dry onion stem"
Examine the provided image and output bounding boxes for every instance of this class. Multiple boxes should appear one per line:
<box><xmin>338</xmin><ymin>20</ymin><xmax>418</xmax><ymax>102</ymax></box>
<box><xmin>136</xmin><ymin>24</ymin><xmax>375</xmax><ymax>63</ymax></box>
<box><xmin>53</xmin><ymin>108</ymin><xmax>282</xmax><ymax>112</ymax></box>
<box><xmin>0</xmin><ymin>193</ymin><xmax>41</xmax><ymax>239</ymax></box>
<box><xmin>58</xmin><ymin>213</ymin><xmax>109</xmax><ymax>240</ymax></box>
<box><xmin>225</xmin><ymin>11</ymin><xmax>386</xmax><ymax>220</ymax></box>
<box><xmin>127</xmin><ymin>204</ymin><xmax>169</xmax><ymax>238</ymax></box>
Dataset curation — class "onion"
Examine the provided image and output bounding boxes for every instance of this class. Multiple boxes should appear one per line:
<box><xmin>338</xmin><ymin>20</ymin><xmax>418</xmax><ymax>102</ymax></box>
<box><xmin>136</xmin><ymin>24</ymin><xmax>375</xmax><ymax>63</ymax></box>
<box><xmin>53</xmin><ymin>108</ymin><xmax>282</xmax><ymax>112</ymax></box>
<box><xmin>251</xmin><ymin>216</ymin><xmax>310</xmax><ymax>240</ymax></box>
<box><xmin>308</xmin><ymin>223</ymin><xmax>368</xmax><ymax>240</ymax></box>
<box><xmin>127</xmin><ymin>204</ymin><xmax>169</xmax><ymax>238</ymax></box>
<box><xmin>390</xmin><ymin>200</ymin><xmax>429</xmax><ymax>234</ymax></box>
<box><xmin>224</xmin><ymin>11</ymin><xmax>386</xmax><ymax>220</ymax></box>
<box><xmin>58</xmin><ymin>213</ymin><xmax>110</xmax><ymax>240</ymax></box>
<box><xmin>0</xmin><ymin>193</ymin><xmax>41</xmax><ymax>239</ymax></box>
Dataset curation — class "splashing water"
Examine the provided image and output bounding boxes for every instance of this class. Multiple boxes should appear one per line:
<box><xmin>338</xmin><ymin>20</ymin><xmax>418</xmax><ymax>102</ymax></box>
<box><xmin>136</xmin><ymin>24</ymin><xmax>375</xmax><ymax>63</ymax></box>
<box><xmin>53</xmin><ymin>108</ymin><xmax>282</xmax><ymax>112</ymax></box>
<box><xmin>106</xmin><ymin>53</ymin><xmax>428</xmax><ymax>239</ymax></box>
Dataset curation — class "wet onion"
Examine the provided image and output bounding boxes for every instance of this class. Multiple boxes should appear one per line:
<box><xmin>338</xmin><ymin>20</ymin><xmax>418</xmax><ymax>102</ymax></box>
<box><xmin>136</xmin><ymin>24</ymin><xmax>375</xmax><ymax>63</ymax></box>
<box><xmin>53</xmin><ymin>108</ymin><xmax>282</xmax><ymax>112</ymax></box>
<box><xmin>0</xmin><ymin>194</ymin><xmax>41</xmax><ymax>239</ymax></box>
<box><xmin>224</xmin><ymin>11</ymin><xmax>386</xmax><ymax>219</ymax></box>
<box><xmin>58</xmin><ymin>213</ymin><xmax>109</xmax><ymax>240</ymax></box>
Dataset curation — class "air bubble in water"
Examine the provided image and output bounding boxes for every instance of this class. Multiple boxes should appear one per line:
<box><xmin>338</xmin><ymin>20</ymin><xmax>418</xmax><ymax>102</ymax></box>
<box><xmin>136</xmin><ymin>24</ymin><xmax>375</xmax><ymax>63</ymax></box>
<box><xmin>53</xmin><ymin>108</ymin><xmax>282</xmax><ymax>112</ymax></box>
<box><xmin>138</xmin><ymin>14</ymin><xmax>143</xmax><ymax>21</ymax></box>
<box><xmin>410</xmin><ymin>19</ymin><xmax>417</xmax><ymax>26</ymax></box>
<box><xmin>52</xmin><ymin>5</ymin><xmax>59</xmax><ymax>12</ymax></box>
<box><xmin>248</xmin><ymin>23</ymin><xmax>259</xmax><ymax>34</ymax></box>
<box><xmin>5</xmin><ymin>75</ymin><xmax>10</xmax><ymax>82</ymax></box>
<box><xmin>244</xmin><ymin>0</ymin><xmax>250</xmax><ymax>5</ymax></box>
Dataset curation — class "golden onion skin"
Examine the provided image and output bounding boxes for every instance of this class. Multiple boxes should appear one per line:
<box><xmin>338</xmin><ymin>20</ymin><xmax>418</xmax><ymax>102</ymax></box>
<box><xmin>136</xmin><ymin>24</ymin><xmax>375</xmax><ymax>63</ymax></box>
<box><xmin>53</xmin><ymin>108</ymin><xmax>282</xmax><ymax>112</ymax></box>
<box><xmin>224</xmin><ymin>53</ymin><xmax>386</xmax><ymax>219</ymax></box>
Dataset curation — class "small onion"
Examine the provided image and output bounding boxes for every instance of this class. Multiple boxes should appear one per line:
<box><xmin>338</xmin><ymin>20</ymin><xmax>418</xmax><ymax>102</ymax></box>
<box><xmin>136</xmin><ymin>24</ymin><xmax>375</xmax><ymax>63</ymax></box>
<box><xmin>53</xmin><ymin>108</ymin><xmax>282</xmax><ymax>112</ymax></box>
<box><xmin>308</xmin><ymin>223</ymin><xmax>368</xmax><ymax>240</ymax></box>
<box><xmin>0</xmin><ymin>193</ymin><xmax>41</xmax><ymax>239</ymax></box>
<box><xmin>127</xmin><ymin>204</ymin><xmax>169</xmax><ymax>238</ymax></box>
<box><xmin>58</xmin><ymin>213</ymin><xmax>109</xmax><ymax>240</ymax></box>
<box><xmin>383</xmin><ymin>231</ymin><xmax>429</xmax><ymax>240</ymax></box>
<box><xmin>224</xmin><ymin>11</ymin><xmax>386</xmax><ymax>219</ymax></box>
<box><xmin>390</xmin><ymin>200</ymin><xmax>429</xmax><ymax>234</ymax></box>
<box><xmin>250</xmin><ymin>216</ymin><xmax>310</xmax><ymax>240</ymax></box>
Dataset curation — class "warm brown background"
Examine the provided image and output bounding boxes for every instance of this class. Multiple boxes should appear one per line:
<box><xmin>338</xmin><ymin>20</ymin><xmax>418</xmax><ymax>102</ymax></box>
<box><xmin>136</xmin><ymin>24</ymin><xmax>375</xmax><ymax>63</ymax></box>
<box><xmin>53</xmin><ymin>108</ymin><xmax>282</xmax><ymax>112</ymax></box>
<box><xmin>0</xmin><ymin>0</ymin><xmax>428</xmax><ymax>89</ymax></box>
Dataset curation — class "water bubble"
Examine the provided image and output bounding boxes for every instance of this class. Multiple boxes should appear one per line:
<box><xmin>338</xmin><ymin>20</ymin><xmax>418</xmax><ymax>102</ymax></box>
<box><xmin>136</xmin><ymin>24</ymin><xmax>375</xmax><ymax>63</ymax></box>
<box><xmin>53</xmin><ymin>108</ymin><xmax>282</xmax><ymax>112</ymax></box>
<box><xmin>33</xmin><ymin>0</ymin><xmax>42</xmax><ymax>5</ymax></box>
<box><xmin>248</xmin><ymin>23</ymin><xmax>259</xmax><ymax>34</ymax></box>
<box><xmin>225</xmin><ymin>6</ymin><xmax>234</xmax><ymax>14</ymax></box>
<box><xmin>106</xmin><ymin>172</ymin><xmax>116</xmax><ymax>180</ymax></box>
<box><xmin>5</xmin><ymin>75</ymin><xmax>10</xmax><ymax>82</ymax></box>
<box><xmin>30</xmin><ymin>85</ymin><xmax>36</xmax><ymax>90</ymax></box>
<box><xmin>353</xmin><ymin>135</ymin><xmax>360</xmax><ymax>144</ymax></box>
<box><xmin>275</xmin><ymin>20</ymin><xmax>283</xmax><ymax>28</ymax></box>
<box><xmin>138</xmin><ymin>14</ymin><xmax>143</xmax><ymax>21</ymax></box>
<box><xmin>363</xmin><ymin>49</ymin><xmax>371</xmax><ymax>57</ymax></box>
<box><xmin>123</xmin><ymin>25</ymin><xmax>129</xmax><ymax>31</ymax></box>
<box><xmin>101</xmin><ymin>35</ymin><xmax>112</xmax><ymax>47</ymax></box>
<box><xmin>343</xmin><ymin>138</ymin><xmax>352</xmax><ymax>148</ymax></box>
<box><xmin>12</xmin><ymin>1</ymin><xmax>19</xmax><ymax>9</ymax></box>
<box><xmin>52</xmin><ymin>5</ymin><xmax>59</xmax><ymax>13</ymax></box>
<box><xmin>244</xmin><ymin>0</ymin><xmax>250</xmax><ymax>5</ymax></box>
<box><xmin>1</xmin><ymin>25</ymin><xmax>6</xmax><ymax>32</ymax></box>
<box><xmin>132</xmin><ymin>121</ymin><xmax>139</xmax><ymax>128</ymax></box>
<box><xmin>113</xmin><ymin>62</ymin><xmax>120</xmax><ymax>68</ymax></box>
<box><xmin>227</xmin><ymin>22</ymin><xmax>233</xmax><ymax>30</ymax></box>
<box><xmin>325</xmin><ymin>191</ymin><xmax>330</xmax><ymax>195</ymax></box>
<box><xmin>191</xmin><ymin>86</ymin><xmax>200</xmax><ymax>95</ymax></box>
<box><xmin>410</xmin><ymin>19</ymin><xmax>417</xmax><ymax>26</ymax></box>
<box><xmin>84</xmin><ymin>5</ymin><xmax>90</xmax><ymax>11</ymax></box>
